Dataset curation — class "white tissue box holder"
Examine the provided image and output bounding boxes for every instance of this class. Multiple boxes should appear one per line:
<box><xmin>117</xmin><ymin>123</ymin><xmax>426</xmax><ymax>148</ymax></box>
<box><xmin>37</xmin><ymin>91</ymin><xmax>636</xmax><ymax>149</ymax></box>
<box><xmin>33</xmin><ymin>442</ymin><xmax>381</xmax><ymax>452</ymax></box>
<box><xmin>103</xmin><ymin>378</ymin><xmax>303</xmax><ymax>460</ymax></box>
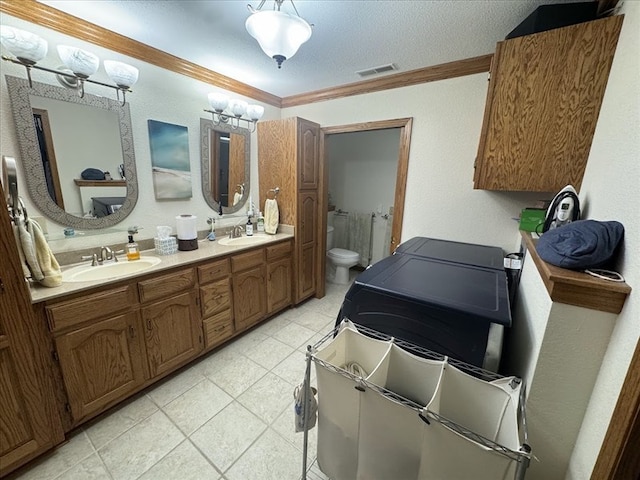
<box><xmin>154</xmin><ymin>237</ymin><xmax>178</xmax><ymax>255</ymax></box>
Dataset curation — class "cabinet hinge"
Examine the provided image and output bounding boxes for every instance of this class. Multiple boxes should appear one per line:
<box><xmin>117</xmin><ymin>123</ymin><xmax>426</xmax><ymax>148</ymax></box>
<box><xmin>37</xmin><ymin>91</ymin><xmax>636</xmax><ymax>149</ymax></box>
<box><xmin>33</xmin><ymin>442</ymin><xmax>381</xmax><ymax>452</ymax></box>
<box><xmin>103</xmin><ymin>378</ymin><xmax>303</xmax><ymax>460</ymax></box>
<box><xmin>199</xmin><ymin>334</ymin><xmax>203</xmax><ymax>345</ymax></box>
<box><xmin>487</xmin><ymin>72</ymin><xmax>491</xmax><ymax>81</ymax></box>
<box><xmin>474</xmin><ymin>158</ymin><xmax>477</xmax><ymax>169</ymax></box>
<box><xmin>52</xmin><ymin>350</ymin><xmax>59</xmax><ymax>362</ymax></box>
<box><xmin>64</xmin><ymin>403</ymin><xmax>71</xmax><ymax>413</ymax></box>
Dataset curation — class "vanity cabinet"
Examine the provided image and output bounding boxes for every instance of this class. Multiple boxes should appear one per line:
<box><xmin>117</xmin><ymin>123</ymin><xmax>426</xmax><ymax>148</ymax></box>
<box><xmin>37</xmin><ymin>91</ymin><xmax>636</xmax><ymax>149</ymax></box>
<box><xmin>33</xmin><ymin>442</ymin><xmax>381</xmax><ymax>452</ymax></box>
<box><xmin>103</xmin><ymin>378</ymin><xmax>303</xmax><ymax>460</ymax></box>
<box><xmin>46</xmin><ymin>284</ymin><xmax>146</xmax><ymax>423</ymax></box>
<box><xmin>19</xmin><ymin>235</ymin><xmax>292</xmax><ymax>472</ymax></box>
<box><xmin>474</xmin><ymin>15</ymin><xmax>623</xmax><ymax>192</ymax></box>
<box><xmin>258</xmin><ymin>117</ymin><xmax>322</xmax><ymax>304</ymax></box>
<box><xmin>266</xmin><ymin>241</ymin><xmax>293</xmax><ymax>314</ymax></box>
<box><xmin>231</xmin><ymin>249</ymin><xmax>267</xmax><ymax>331</ymax></box>
<box><xmin>53</xmin><ymin>312</ymin><xmax>146</xmax><ymax>421</ymax></box>
<box><xmin>198</xmin><ymin>258</ymin><xmax>234</xmax><ymax>351</ymax></box>
<box><xmin>138</xmin><ymin>269</ymin><xmax>202</xmax><ymax>378</ymax></box>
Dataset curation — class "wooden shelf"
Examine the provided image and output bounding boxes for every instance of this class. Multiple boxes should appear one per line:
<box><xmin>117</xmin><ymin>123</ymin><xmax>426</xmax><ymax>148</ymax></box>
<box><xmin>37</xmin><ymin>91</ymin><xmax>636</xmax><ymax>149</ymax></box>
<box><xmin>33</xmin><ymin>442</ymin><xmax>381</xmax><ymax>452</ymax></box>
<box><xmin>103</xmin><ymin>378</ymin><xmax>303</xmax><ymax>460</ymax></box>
<box><xmin>74</xmin><ymin>179</ymin><xmax>126</xmax><ymax>187</ymax></box>
<box><xmin>521</xmin><ymin>231</ymin><xmax>631</xmax><ymax>314</ymax></box>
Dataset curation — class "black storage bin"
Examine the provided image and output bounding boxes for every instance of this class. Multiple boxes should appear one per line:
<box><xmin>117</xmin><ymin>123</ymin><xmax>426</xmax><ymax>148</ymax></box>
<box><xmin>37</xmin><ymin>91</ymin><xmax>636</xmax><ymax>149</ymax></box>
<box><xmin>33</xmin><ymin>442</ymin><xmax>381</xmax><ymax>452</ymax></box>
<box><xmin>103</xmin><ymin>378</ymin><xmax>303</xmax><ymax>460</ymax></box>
<box><xmin>337</xmin><ymin>248</ymin><xmax>511</xmax><ymax>368</ymax></box>
<box><xmin>506</xmin><ymin>2</ymin><xmax>598</xmax><ymax>39</ymax></box>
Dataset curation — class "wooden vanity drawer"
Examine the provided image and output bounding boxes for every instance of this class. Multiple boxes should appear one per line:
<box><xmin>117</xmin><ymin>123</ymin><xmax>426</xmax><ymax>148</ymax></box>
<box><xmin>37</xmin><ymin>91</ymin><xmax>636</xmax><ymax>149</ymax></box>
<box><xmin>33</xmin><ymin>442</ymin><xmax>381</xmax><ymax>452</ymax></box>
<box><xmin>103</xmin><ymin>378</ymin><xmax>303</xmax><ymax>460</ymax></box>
<box><xmin>198</xmin><ymin>258</ymin><xmax>230</xmax><ymax>284</ymax></box>
<box><xmin>202</xmin><ymin>309</ymin><xmax>234</xmax><ymax>350</ymax></box>
<box><xmin>138</xmin><ymin>268</ymin><xmax>195</xmax><ymax>303</ymax></box>
<box><xmin>200</xmin><ymin>278</ymin><xmax>231</xmax><ymax>317</ymax></box>
<box><xmin>46</xmin><ymin>284</ymin><xmax>137</xmax><ymax>331</ymax></box>
<box><xmin>266</xmin><ymin>241</ymin><xmax>292</xmax><ymax>260</ymax></box>
<box><xmin>231</xmin><ymin>249</ymin><xmax>265</xmax><ymax>272</ymax></box>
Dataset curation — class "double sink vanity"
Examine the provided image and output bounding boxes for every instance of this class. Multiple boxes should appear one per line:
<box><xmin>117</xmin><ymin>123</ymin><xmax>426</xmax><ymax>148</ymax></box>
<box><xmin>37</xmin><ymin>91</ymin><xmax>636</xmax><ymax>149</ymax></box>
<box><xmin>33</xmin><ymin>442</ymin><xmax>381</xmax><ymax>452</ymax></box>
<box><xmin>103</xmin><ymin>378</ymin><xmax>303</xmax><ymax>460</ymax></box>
<box><xmin>30</xmin><ymin>231</ymin><xmax>294</xmax><ymax>430</ymax></box>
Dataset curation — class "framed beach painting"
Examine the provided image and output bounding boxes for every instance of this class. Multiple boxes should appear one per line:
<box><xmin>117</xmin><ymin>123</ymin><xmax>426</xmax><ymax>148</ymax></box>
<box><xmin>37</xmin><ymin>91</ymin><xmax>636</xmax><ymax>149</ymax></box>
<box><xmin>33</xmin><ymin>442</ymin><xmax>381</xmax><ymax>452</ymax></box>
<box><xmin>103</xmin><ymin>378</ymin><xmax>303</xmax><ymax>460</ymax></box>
<box><xmin>147</xmin><ymin>120</ymin><xmax>192</xmax><ymax>199</ymax></box>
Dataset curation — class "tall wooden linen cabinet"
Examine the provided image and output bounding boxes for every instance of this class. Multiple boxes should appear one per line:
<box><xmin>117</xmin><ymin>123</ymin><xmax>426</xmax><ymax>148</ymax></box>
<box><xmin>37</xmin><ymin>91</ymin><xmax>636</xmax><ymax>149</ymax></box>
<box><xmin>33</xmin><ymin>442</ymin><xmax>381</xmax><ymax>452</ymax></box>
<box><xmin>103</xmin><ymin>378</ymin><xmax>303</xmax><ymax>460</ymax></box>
<box><xmin>0</xmin><ymin>182</ymin><xmax>64</xmax><ymax>477</ymax></box>
<box><xmin>258</xmin><ymin>117</ymin><xmax>323</xmax><ymax>304</ymax></box>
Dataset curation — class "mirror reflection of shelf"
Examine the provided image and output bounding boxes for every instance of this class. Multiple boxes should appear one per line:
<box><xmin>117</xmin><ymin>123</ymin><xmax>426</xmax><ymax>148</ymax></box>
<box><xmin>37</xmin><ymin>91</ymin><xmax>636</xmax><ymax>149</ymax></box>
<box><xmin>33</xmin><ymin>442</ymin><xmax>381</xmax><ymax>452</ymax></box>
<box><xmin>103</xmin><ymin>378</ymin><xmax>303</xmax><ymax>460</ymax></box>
<box><xmin>74</xmin><ymin>179</ymin><xmax>127</xmax><ymax>187</ymax></box>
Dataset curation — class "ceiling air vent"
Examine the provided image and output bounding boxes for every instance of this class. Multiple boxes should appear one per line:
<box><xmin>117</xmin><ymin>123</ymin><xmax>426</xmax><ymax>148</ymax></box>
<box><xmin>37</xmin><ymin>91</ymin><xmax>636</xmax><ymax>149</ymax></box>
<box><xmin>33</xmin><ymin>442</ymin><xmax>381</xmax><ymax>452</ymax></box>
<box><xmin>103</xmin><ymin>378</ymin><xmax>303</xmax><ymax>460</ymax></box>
<box><xmin>356</xmin><ymin>63</ymin><xmax>397</xmax><ymax>78</ymax></box>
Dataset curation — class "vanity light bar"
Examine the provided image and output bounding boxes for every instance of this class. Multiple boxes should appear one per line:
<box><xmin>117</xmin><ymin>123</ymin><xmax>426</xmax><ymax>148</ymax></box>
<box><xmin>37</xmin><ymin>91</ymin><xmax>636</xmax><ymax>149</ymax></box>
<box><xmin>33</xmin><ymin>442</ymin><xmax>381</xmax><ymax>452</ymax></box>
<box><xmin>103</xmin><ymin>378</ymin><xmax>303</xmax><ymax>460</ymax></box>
<box><xmin>0</xmin><ymin>26</ymin><xmax>138</xmax><ymax>105</ymax></box>
<box><xmin>204</xmin><ymin>92</ymin><xmax>264</xmax><ymax>132</ymax></box>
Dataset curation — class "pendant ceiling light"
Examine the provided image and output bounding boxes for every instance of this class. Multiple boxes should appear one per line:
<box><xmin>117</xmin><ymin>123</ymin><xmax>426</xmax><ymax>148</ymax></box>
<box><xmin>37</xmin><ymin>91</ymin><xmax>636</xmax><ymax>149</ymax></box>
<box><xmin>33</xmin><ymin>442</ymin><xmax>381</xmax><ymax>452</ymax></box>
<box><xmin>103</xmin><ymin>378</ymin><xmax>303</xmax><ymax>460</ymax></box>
<box><xmin>246</xmin><ymin>0</ymin><xmax>312</xmax><ymax>69</ymax></box>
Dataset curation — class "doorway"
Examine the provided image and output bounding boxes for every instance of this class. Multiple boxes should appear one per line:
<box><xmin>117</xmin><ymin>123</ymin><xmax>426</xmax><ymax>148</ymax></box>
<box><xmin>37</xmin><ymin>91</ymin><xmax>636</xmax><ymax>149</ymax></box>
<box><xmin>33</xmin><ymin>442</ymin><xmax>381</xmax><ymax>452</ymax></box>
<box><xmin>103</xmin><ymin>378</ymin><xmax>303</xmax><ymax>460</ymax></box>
<box><xmin>317</xmin><ymin>118</ymin><xmax>413</xmax><ymax>297</ymax></box>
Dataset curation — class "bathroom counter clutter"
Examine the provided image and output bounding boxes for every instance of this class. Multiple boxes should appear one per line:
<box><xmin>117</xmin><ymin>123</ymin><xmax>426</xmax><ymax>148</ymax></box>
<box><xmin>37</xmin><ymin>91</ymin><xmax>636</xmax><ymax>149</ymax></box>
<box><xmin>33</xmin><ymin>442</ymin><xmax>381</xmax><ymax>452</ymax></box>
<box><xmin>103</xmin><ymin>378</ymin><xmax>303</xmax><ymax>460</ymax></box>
<box><xmin>29</xmin><ymin>232</ymin><xmax>293</xmax><ymax>303</ymax></box>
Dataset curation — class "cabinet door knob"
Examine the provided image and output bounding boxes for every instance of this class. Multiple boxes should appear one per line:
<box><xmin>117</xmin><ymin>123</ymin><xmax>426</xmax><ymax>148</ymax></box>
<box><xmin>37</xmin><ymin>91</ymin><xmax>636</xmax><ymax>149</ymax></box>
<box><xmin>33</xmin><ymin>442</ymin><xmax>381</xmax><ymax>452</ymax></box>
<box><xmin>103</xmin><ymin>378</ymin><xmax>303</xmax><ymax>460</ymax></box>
<box><xmin>147</xmin><ymin>319</ymin><xmax>152</xmax><ymax>331</ymax></box>
<box><xmin>129</xmin><ymin>325</ymin><xmax>135</xmax><ymax>338</ymax></box>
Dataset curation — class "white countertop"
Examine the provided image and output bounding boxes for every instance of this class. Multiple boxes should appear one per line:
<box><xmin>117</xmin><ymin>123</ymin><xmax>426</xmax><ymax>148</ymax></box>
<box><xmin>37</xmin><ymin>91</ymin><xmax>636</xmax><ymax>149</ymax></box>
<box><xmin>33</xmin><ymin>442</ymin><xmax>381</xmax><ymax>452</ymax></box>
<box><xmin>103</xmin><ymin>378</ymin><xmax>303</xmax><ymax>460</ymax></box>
<box><xmin>30</xmin><ymin>232</ymin><xmax>294</xmax><ymax>304</ymax></box>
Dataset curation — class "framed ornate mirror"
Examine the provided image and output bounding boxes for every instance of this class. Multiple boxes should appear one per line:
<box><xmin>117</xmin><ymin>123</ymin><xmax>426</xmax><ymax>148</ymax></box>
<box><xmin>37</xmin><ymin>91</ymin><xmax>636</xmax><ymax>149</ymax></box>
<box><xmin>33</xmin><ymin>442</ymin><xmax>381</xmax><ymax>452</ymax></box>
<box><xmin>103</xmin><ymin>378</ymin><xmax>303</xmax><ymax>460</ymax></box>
<box><xmin>5</xmin><ymin>75</ymin><xmax>138</xmax><ymax>230</ymax></box>
<box><xmin>200</xmin><ymin>117</ymin><xmax>250</xmax><ymax>214</ymax></box>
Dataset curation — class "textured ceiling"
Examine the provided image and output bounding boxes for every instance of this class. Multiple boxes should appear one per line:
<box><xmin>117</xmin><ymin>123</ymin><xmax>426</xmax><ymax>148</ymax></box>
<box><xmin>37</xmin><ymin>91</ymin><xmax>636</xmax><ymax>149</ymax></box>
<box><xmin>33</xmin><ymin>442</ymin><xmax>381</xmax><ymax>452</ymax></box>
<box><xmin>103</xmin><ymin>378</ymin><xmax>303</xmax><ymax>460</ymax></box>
<box><xmin>38</xmin><ymin>0</ymin><xmax>577</xmax><ymax>98</ymax></box>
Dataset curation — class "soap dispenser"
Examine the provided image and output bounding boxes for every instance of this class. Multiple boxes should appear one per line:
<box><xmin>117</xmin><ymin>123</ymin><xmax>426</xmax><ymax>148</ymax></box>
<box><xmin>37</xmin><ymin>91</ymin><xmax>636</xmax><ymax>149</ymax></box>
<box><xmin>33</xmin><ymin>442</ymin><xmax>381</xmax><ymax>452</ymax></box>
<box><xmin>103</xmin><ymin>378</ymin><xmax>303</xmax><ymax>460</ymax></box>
<box><xmin>246</xmin><ymin>216</ymin><xmax>254</xmax><ymax>236</ymax></box>
<box><xmin>126</xmin><ymin>227</ymin><xmax>140</xmax><ymax>261</ymax></box>
<box><xmin>256</xmin><ymin>211</ymin><xmax>265</xmax><ymax>233</ymax></box>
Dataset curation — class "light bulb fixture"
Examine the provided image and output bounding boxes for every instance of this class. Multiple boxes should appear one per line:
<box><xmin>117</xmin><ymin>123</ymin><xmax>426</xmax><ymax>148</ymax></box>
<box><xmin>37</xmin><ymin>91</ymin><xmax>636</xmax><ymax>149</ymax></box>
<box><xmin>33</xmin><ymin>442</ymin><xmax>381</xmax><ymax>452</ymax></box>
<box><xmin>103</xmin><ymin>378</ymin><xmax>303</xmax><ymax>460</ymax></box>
<box><xmin>204</xmin><ymin>92</ymin><xmax>264</xmax><ymax>132</ymax></box>
<box><xmin>0</xmin><ymin>25</ymin><xmax>138</xmax><ymax>105</ymax></box>
<box><xmin>246</xmin><ymin>0</ymin><xmax>312</xmax><ymax>69</ymax></box>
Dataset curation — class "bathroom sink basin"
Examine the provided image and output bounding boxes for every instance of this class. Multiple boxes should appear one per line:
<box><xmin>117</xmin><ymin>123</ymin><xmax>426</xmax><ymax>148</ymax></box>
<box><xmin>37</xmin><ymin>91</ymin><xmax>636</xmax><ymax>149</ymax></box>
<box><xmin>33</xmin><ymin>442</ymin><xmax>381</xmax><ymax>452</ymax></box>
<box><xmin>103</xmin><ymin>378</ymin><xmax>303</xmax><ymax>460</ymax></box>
<box><xmin>62</xmin><ymin>256</ymin><xmax>162</xmax><ymax>283</ymax></box>
<box><xmin>217</xmin><ymin>234</ymin><xmax>270</xmax><ymax>247</ymax></box>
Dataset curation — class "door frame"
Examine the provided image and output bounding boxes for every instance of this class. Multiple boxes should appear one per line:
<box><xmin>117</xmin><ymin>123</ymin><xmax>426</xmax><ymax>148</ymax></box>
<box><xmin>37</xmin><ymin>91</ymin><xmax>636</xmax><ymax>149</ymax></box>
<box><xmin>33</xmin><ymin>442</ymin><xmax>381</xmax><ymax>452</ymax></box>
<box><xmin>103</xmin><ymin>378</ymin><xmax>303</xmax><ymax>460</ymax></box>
<box><xmin>317</xmin><ymin>118</ymin><xmax>413</xmax><ymax>297</ymax></box>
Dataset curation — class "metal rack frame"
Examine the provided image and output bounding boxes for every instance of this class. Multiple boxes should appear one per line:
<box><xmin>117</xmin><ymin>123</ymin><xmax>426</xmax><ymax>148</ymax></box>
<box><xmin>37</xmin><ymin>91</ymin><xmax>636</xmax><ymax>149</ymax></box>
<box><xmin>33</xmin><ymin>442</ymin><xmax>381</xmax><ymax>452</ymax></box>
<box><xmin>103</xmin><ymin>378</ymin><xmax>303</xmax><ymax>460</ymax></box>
<box><xmin>300</xmin><ymin>322</ymin><xmax>531</xmax><ymax>480</ymax></box>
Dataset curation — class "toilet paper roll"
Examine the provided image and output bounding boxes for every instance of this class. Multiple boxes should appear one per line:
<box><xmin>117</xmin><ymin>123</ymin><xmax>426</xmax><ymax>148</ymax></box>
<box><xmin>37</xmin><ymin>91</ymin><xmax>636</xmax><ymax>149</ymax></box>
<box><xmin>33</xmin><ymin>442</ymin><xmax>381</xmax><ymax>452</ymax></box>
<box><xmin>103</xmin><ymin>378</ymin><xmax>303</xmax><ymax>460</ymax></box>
<box><xmin>175</xmin><ymin>214</ymin><xmax>197</xmax><ymax>240</ymax></box>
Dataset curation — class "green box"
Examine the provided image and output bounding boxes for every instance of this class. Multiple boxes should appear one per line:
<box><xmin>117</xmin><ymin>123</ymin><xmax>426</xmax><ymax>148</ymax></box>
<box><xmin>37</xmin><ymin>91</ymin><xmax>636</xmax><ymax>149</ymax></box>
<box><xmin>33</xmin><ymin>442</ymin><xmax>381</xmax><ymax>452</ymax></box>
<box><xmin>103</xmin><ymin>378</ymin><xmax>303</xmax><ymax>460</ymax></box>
<box><xmin>519</xmin><ymin>208</ymin><xmax>546</xmax><ymax>233</ymax></box>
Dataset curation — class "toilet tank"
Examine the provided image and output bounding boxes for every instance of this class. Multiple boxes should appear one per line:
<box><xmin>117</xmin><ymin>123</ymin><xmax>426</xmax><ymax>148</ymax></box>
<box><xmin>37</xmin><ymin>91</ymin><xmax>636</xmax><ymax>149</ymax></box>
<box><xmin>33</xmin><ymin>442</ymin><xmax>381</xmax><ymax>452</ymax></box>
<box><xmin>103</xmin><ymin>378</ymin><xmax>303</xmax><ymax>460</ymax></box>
<box><xmin>327</xmin><ymin>226</ymin><xmax>334</xmax><ymax>250</ymax></box>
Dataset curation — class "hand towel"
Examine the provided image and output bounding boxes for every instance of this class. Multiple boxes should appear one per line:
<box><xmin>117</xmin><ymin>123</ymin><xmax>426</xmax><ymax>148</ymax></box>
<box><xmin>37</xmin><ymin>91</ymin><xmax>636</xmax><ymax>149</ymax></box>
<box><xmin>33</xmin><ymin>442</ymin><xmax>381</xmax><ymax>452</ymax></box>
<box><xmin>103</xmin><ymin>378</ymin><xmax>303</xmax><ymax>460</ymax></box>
<box><xmin>30</xmin><ymin>219</ymin><xmax>62</xmax><ymax>287</ymax></box>
<box><xmin>233</xmin><ymin>192</ymin><xmax>243</xmax><ymax>205</ymax></box>
<box><xmin>347</xmin><ymin>212</ymin><xmax>373</xmax><ymax>267</ymax></box>
<box><xmin>17</xmin><ymin>215</ymin><xmax>43</xmax><ymax>281</ymax></box>
<box><xmin>18</xmin><ymin>216</ymin><xmax>62</xmax><ymax>287</ymax></box>
<box><xmin>264</xmin><ymin>198</ymin><xmax>279</xmax><ymax>235</ymax></box>
<box><xmin>13</xmin><ymin>217</ymin><xmax>33</xmax><ymax>279</ymax></box>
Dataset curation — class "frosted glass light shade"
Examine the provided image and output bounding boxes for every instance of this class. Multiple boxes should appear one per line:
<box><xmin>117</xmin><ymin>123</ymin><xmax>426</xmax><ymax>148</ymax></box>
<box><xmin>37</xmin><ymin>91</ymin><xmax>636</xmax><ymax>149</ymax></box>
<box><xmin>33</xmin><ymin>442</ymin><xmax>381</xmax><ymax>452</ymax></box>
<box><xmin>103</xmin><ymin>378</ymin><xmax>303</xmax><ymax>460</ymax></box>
<box><xmin>246</xmin><ymin>10</ymin><xmax>312</xmax><ymax>67</ymax></box>
<box><xmin>104</xmin><ymin>60</ymin><xmax>139</xmax><ymax>88</ymax></box>
<box><xmin>246</xmin><ymin>104</ymin><xmax>265</xmax><ymax>121</ymax></box>
<box><xmin>229</xmin><ymin>99</ymin><xmax>248</xmax><ymax>118</ymax></box>
<box><xmin>57</xmin><ymin>45</ymin><xmax>99</xmax><ymax>78</ymax></box>
<box><xmin>208</xmin><ymin>92</ymin><xmax>229</xmax><ymax>112</ymax></box>
<box><xmin>0</xmin><ymin>26</ymin><xmax>48</xmax><ymax>64</ymax></box>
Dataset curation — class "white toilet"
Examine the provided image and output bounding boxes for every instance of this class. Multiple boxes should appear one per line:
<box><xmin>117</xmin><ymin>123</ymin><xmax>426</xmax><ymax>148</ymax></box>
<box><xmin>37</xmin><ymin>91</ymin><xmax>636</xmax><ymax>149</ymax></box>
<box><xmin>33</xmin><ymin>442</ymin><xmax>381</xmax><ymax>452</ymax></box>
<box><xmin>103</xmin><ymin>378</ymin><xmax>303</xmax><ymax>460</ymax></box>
<box><xmin>326</xmin><ymin>225</ymin><xmax>360</xmax><ymax>284</ymax></box>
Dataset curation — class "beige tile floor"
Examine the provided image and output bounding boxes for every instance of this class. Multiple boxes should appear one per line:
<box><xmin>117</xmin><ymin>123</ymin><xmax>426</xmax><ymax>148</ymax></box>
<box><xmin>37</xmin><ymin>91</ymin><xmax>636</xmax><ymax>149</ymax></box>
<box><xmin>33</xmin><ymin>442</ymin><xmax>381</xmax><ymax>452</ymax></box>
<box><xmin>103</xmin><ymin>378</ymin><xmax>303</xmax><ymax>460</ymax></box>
<box><xmin>11</xmin><ymin>275</ymin><xmax>357</xmax><ymax>480</ymax></box>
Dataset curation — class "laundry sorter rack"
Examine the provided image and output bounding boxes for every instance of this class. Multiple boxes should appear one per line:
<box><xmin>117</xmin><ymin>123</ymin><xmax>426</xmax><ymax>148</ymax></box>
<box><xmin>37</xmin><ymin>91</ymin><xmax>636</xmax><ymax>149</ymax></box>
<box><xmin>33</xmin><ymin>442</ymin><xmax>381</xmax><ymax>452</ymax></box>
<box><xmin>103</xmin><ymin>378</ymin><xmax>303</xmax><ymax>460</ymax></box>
<box><xmin>300</xmin><ymin>321</ymin><xmax>531</xmax><ymax>480</ymax></box>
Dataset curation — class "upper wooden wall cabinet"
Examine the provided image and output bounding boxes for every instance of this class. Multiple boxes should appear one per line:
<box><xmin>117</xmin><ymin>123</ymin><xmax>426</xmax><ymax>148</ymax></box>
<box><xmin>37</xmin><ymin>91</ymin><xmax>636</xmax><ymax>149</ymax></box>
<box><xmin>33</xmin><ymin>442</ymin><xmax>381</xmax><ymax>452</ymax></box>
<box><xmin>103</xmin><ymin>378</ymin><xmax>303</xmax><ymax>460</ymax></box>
<box><xmin>474</xmin><ymin>15</ymin><xmax>623</xmax><ymax>192</ymax></box>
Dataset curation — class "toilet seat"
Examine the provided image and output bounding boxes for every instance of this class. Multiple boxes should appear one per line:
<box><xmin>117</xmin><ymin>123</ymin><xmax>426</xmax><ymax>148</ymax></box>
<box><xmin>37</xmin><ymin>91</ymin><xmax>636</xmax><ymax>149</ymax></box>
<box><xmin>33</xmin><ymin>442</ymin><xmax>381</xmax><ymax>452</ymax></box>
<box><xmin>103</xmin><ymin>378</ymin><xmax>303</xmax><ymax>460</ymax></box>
<box><xmin>328</xmin><ymin>248</ymin><xmax>359</xmax><ymax>260</ymax></box>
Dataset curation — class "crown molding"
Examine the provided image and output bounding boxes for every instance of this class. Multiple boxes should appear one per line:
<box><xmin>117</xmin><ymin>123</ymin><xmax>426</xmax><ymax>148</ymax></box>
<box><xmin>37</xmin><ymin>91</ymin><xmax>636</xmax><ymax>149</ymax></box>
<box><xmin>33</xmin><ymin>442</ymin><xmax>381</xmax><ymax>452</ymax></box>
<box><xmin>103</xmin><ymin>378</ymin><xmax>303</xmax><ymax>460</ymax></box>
<box><xmin>281</xmin><ymin>54</ymin><xmax>493</xmax><ymax>108</ymax></box>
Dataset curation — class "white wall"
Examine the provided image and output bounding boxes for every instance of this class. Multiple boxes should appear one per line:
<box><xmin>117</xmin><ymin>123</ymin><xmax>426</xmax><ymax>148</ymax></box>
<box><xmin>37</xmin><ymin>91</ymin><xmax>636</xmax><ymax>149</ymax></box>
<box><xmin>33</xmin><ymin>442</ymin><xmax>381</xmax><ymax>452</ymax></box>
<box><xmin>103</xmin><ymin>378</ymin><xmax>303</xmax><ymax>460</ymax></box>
<box><xmin>0</xmin><ymin>13</ymin><xmax>278</xmax><ymax>252</ymax></box>
<box><xmin>327</xmin><ymin>129</ymin><xmax>399</xmax><ymax>263</ymax></box>
<box><xmin>283</xmin><ymin>74</ymin><xmax>544</xmax><ymax>254</ymax></box>
<box><xmin>566</xmin><ymin>2</ymin><xmax>640</xmax><ymax>478</ymax></box>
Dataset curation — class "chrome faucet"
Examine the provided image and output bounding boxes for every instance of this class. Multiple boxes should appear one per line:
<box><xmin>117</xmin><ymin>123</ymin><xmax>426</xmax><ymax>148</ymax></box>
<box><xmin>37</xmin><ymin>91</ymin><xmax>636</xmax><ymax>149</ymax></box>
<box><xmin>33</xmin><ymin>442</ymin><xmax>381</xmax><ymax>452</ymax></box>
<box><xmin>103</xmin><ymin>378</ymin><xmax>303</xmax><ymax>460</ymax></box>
<box><xmin>99</xmin><ymin>246</ymin><xmax>114</xmax><ymax>263</ymax></box>
<box><xmin>81</xmin><ymin>246</ymin><xmax>122</xmax><ymax>266</ymax></box>
<box><xmin>229</xmin><ymin>225</ymin><xmax>244</xmax><ymax>238</ymax></box>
